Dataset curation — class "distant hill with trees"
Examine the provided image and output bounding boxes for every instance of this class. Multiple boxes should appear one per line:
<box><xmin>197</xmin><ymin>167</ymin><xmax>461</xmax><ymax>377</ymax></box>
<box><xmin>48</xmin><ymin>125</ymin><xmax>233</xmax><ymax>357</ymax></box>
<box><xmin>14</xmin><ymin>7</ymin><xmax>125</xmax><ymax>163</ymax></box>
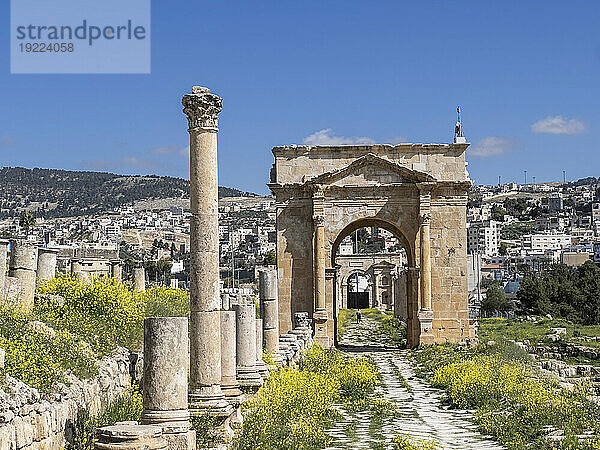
<box><xmin>0</xmin><ymin>167</ymin><xmax>255</xmax><ymax>219</ymax></box>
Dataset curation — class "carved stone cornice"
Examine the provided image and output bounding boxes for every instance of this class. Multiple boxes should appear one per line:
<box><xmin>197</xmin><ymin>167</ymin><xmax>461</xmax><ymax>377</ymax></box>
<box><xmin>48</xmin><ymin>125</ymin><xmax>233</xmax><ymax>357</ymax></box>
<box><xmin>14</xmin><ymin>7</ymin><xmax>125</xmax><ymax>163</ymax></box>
<box><xmin>182</xmin><ymin>86</ymin><xmax>222</xmax><ymax>132</ymax></box>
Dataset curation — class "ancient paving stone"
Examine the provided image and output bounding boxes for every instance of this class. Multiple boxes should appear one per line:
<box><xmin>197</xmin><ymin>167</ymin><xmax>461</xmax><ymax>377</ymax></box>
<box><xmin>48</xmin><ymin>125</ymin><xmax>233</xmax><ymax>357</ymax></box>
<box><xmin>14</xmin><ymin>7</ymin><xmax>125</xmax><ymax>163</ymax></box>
<box><xmin>328</xmin><ymin>317</ymin><xmax>505</xmax><ymax>449</ymax></box>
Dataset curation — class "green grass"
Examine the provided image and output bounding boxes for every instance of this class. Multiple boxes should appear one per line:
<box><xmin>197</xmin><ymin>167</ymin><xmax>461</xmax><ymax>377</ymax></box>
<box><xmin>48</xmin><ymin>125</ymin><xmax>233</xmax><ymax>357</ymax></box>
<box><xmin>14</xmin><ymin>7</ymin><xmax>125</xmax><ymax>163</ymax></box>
<box><xmin>362</xmin><ymin>308</ymin><xmax>406</xmax><ymax>346</ymax></box>
<box><xmin>479</xmin><ymin>317</ymin><xmax>600</xmax><ymax>347</ymax></box>
<box><xmin>337</xmin><ymin>308</ymin><xmax>355</xmax><ymax>341</ymax></box>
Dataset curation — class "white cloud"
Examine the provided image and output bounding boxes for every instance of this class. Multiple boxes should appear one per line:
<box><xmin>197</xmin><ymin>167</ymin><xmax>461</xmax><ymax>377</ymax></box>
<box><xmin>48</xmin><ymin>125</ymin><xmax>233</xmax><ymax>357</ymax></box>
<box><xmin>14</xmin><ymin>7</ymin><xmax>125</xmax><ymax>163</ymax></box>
<box><xmin>469</xmin><ymin>137</ymin><xmax>518</xmax><ymax>157</ymax></box>
<box><xmin>303</xmin><ymin>129</ymin><xmax>375</xmax><ymax>146</ymax></box>
<box><xmin>151</xmin><ymin>145</ymin><xmax>189</xmax><ymax>158</ymax></box>
<box><xmin>85</xmin><ymin>156</ymin><xmax>161</xmax><ymax>171</ymax></box>
<box><xmin>383</xmin><ymin>136</ymin><xmax>408</xmax><ymax>145</ymax></box>
<box><xmin>531</xmin><ymin>116</ymin><xmax>586</xmax><ymax>135</ymax></box>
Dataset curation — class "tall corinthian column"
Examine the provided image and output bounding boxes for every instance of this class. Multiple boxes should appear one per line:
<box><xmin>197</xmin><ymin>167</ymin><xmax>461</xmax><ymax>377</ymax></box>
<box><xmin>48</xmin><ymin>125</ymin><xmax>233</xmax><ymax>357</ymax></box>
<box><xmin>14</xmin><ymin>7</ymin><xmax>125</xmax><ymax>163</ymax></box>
<box><xmin>183</xmin><ymin>86</ymin><xmax>231</xmax><ymax>415</ymax></box>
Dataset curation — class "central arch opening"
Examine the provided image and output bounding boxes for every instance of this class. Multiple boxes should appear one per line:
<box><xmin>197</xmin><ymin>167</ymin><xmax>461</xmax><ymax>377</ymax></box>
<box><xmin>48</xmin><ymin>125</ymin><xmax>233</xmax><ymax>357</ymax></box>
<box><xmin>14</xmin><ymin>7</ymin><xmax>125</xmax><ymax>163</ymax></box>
<box><xmin>347</xmin><ymin>272</ymin><xmax>369</xmax><ymax>309</ymax></box>
<box><xmin>331</xmin><ymin>219</ymin><xmax>412</xmax><ymax>349</ymax></box>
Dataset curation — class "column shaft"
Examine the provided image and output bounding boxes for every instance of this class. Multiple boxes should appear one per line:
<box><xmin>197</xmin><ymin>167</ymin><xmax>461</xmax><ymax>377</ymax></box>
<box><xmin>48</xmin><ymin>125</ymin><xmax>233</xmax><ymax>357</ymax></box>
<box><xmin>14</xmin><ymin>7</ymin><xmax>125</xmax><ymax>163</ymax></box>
<box><xmin>259</xmin><ymin>269</ymin><xmax>279</xmax><ymax>357</ymax></box>
<box><xmin>9</xmin><ymin>239</ymin><xmax>37</xmax><ymax>310</ymax></box>
<box><xmin>420</xmin><ymin>220</ymin><xmax>432</xmax><ymax>310</ymax></box>
<box><xmin>183</xmin><ymin>86</ymin><xmax>230</xmax><ymax>413</ymax></box>
<box><xmin>141</xmin><ymin>317</ymin><xmax>190</xmax><ymax>433</ymax></box>
<box><xmin>314</xmin><ymin>223</ymin><xmax>326</xmax><ymax>311</ymax></box>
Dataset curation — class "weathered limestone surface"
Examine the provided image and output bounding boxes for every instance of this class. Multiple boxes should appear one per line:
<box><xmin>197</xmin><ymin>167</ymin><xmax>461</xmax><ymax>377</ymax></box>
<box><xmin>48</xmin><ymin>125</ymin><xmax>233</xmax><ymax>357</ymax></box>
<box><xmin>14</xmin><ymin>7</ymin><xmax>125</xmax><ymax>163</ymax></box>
<box><xmin>259</xmin><ymin>269</ymin><xmax>279</xmax><ymax>357</ymax></box>
<box><xmin>0</xmin><ymin>348</ymin><xmax>131</xmax><ymax>450</ymax></box>
<box><xmin>221</xmin><ymin>293</ymin><xmax>230</xmax><ymax>310</ymax></box>
<box><xmin>110</xmin><ymin>260</ymin><xmax>122</xmax><ymax>280</ymax></box>
<box><xmin>255</xmin><ymin>319</ymin><xmax>269</xmax><ymax>379</ymax></box>
<box><xmin>94</xmin><ymin>423</ymin><xmax>167</xmax><ymax>450</ymax></box>
<box><xmin>36</xmin><ymin>248</ymin><xmax>58</xmax><ymax>283</ymax></box>
<box><xmin>268</xmin><ymin>144</ymin><xmax>473</xmax><ymax>347</ymax></box>
<box><xmin>141</xmin><ymin>317</ymin><xmax>195</xmax><ymax>450</ymax></box>
<box><xmin>141</xmin><ymin>318</ymin><xmax>190</xmax><ymax>427</ymax></box>
<box><xmin>8</xmin><ymin>240</ymin><xmax>37</xmax><ymax>310</ymax></box>
<box><xmin>233</xmin><ymin>303</ymin><xmax>262</xmax><ymax>388</ymax></box>
<box><xmin>133</xmin><ymin>267</ymin><xmax>146</xmax><ymax>292</ymax></box>
<box><xmin>220</xmin><ymin>311</ymin><xmax>243</xmax><ymax>404</ymax></box>
<box><xmin>183</xmin><ymin>86</ymin><xmax>230</xmax><ymax>415</ymax></box>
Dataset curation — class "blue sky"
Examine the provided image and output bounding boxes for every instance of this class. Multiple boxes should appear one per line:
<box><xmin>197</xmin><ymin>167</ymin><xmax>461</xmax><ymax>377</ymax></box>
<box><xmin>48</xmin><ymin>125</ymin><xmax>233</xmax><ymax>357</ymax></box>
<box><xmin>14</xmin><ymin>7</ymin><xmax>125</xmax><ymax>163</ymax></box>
<box><xmin>1</xmin><ymin>1</ymin><xmax>599</xmax><ymax>194</ymax></box>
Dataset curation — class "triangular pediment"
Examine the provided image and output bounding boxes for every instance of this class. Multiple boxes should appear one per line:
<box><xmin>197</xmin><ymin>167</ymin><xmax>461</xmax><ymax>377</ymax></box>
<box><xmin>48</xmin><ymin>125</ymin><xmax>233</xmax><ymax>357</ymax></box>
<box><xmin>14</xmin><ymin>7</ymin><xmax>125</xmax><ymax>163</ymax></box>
<box><xmin>307</xmin><ymin>153</ymin><xmax>436</xmax><ymax>187</ymax></box>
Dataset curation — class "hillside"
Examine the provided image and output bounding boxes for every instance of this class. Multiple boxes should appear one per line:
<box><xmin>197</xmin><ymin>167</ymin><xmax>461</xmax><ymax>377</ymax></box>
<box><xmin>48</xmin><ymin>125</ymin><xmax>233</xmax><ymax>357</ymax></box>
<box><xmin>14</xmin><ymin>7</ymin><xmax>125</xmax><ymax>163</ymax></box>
<box><xmin>0</xmin><ymin>167</ymin><xmax>254</xmax><ymax>219</ymax></box>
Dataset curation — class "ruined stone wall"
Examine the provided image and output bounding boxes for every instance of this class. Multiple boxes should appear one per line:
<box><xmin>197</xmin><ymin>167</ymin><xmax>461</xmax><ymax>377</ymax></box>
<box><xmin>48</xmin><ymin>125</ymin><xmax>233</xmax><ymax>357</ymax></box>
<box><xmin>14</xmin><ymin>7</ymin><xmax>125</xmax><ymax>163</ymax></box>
<box><xmin>0</xmin><ymin>348</ymin><xmax>131</xmax><ymax>450</ymax></box>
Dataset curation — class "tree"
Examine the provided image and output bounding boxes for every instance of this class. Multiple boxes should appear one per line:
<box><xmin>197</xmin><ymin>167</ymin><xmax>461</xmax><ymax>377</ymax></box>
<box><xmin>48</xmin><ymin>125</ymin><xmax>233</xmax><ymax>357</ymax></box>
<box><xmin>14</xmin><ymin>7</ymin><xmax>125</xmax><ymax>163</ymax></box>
<box><xmin>481</xmin><ymin>281</ymin><xmax>509</xmax><ymax>314</ymax></box>
<box><xmin>516</xmin><ymin>262</ymin><xmax>600</xmax><ymax>324</ymax></box>
<box><xmin>263</xmin><ymin>250</ymin><xmax>276</xmax><ymax>266</ymax></box>
<box><xmin>491</xmin><ymin>204</ymin><xmax>506</xmax><ymax>221</ymax></box>
<box><xmin>156</xmin><ymin>258</ymin><xmax>173</xmax><ymax>285</ymax></box>
<box><xmin>19</xmin><ymin>211</ymin><xmax>36</xmax><ymax>235</ymax></box>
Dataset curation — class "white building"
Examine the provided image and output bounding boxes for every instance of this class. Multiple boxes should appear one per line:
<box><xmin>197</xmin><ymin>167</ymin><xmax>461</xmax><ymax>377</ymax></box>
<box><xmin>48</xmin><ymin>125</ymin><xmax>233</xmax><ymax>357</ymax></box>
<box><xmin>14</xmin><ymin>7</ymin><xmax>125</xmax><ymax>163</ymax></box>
<box><xmin>522</xmin><ymin>233</ymin><xmax>572</xmax><ymax>252</ymax></box>
<box><xmin>467</xmin><ymin>220</ymin><xmax>499</xmax><ymax>256</ymax></box>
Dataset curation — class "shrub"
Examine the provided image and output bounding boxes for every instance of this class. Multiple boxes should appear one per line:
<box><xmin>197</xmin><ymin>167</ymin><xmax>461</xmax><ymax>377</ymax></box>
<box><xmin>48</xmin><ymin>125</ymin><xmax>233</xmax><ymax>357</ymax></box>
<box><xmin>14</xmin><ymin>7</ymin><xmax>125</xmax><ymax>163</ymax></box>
<box><xmin>393</xmin><ymin>435</ymin><xmax>440</xmax><ymax>449</ymax></box>
<box><xmin>235</xmin><ymin>345</ymin><xmax>380</xmax><ymax>449</ymax></box>
<box><xmin>142</xmin><ymin>286</ymin><xmax>189</xmax><ymax>318</ymax></box>
<box><xmin>0</xmin><ymin>306</ymin><xmax>97</xmax><ymax>396</ymax></box>
<box><xmin>36</xmin><ymin>275</ymin><xmax>146</xmax><ymax>354</ymax></box>
<box><xmin>69</xmin><ymin>384</ymin><xmax>143</xmax><ymax>450</ymax></box>
<box><xmin>413</xmin><ymin>341</ymin><xmax>600</xmax><ymax>449</ymax></box>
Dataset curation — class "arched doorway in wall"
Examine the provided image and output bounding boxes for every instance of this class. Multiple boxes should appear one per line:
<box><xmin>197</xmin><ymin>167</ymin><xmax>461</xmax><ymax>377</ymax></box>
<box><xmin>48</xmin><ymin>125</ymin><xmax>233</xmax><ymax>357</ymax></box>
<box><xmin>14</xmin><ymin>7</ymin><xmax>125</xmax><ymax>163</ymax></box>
<box><xmin>347</xmin><ymin>272</ymin><xmax>369</xmax><ymax>309</ymax></box>
<box><xmin>332</xmin><ymin>219</ymin><xmax>410</xmax><ymax>347</ymax></box>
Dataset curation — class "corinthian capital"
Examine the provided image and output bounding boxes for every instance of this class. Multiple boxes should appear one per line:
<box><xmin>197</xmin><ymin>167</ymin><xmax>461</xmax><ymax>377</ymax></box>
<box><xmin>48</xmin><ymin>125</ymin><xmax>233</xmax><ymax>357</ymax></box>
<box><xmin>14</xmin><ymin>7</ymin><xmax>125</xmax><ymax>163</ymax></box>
<box><xmin>182</xmin><ymin>86</ymin><xmax>223</xmax><ymax>131</ymax></box>
<box><xmin>313</xmin><ymin>215</ymin><xmax>325</xmax><ymax>226</ymax></box>
<box><xmin>420</xmin><ymin>212</ymin><xmax>432</xmax><ymax>225</ymax></box>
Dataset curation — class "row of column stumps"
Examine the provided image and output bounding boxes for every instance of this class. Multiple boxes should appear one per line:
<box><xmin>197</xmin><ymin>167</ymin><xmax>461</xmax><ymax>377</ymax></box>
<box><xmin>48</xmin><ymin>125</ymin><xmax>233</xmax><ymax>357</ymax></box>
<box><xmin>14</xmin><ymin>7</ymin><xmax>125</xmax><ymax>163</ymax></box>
<box><xmin>0</xmin><ymin>239</ymin><xmax>59</xmax><ymax>310</ymax></box>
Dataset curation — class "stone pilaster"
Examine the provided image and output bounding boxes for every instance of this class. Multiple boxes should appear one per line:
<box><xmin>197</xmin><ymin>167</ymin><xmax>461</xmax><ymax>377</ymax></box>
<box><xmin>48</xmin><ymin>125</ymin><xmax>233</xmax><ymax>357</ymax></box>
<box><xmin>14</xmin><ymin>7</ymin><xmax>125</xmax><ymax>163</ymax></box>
<box><xmin>141</xmin><ymin>317</ymin><xmax>195</xmax><ymax>449</ymax></box>
<box><xmin>133</xmin><ymin>267</ymin><xmax>146</xmax><ymax>292</ymax></box>
<box><xmin>259</xmin><ymin>269</ymin><xmax>280</xmax><ymax>361</ymax></box>
<box><xmin>183</xmin><ymin>86</ymin><xmax>231</xmax><ymax>415</ymax></box>
<box><xmin>418</xmin><ymin>186</ymin><xmax>435</xmax><ymax>345</ymax></box>
<box><xmin>313</xmin><ymin>211</ymin><xmax>329</xmax><ymax>347</ymax></box>
<box><xmin>233</xmin><ymin>303</ymin><xmax>263</xmax><ymax>390</ymax></box>
<box><xmin>110</xmin><ymin>260</ymin><xmax>122</xmax><ymax>280</ymax></box>
<box><xmin>0</xmin><ymin>240</ymin><xmax>9</xmax><ymax>297</ymax></box>
<box><xmin>373</xmin><ymin>273</ymin><xmax>380</xmax><ymax>308</ymax></box>
<box><xmin>9</xmin><ymin>239</ymin><xmax>37</xmax><ymax>310</ymax></box>
<box><xmin>36</xmin><ymin>247</ymin><xmax>58</xmax><ymax>283</ymax></box>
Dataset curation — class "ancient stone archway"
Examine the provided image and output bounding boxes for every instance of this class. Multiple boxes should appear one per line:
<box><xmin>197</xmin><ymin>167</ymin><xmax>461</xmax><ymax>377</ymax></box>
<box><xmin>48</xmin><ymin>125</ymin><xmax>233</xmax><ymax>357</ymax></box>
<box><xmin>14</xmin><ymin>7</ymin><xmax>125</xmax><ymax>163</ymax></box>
<box><xmin>268</xmin><ymin>144</ymin><xmax>476</xmax><ymax>347</ymax></box>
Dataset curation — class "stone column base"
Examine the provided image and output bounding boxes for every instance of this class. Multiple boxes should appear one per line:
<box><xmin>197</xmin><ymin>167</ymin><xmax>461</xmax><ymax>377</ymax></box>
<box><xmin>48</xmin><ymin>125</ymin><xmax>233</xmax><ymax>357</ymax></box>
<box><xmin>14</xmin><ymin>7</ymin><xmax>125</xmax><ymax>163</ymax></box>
<box><xmin>417</xmin><ymin>309</ymin><xmax>435</xmax><ymax>346</ymax></box>
<box><xmin>163</xmin><ymin>430</ymin><xmax>196</xmax><ymax>450</ymax></box>
<box><xmin>188</xmin><ymin>390</ymin><xmax>233</xmax><ymax>417</ymax></box>
<box><xmin>236</xmin><ymin>366</ymin><xmax>263</xmax><ymax>391</ymax></box>
<box><xmin>221</xmin><ymin>383</ymin><xmax>245</xmax><ymax>407</ymax></box>
<box><xmin>141</xmin><ymin>409</ymin><xmax>191</xmax><ymax>434</ymax></box>
<box><xmin>313</xmin><ymin>309</ymin><xmax>329</xmax><ymax>347</ymax></box>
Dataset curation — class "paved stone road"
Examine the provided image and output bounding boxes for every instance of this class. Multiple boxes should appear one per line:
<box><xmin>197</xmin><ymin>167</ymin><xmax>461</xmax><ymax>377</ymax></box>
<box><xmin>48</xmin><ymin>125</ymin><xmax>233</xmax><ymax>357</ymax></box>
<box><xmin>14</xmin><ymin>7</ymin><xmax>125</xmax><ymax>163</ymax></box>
<box><xmin>326</xmin><ymin>314</ymin><xmax>504</xmax><ymax>449</ymax></box>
